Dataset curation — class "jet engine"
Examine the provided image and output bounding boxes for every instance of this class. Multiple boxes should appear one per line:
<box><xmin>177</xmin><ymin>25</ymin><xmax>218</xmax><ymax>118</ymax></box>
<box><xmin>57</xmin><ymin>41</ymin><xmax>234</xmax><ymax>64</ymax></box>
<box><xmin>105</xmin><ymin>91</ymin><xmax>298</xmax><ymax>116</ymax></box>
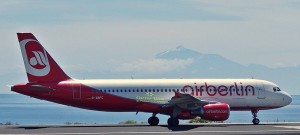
<box><xmin>191</xmin><ymin>103</ymin><xmax>230</xmax><ymax>121</ymax></box>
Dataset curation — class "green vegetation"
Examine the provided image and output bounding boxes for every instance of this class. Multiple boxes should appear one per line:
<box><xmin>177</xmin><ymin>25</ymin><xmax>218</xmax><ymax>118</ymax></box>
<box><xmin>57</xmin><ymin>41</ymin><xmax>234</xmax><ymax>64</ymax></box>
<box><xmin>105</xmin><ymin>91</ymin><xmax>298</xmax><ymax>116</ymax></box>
<box><xmin>63</xmin><ymin>120</ymin><xmax>143</xmax><ymax>125</ymax></box>
<box><xmin>64</xmin><ymin>122</ymin><xmax>86</xmax><ymax>125</ymax></box>
<box><xmin>118</xmin><ymin>120</ymin><xmax>138</xmax><ymax>124</ymax></box>
<box><xmin>140</xmin><ymin>122</ymin><xmax>148</xmax><ymax>124</ymax></box>
<box><xmin>188</xmin><ymin>117</ymin><xmax>212</xmax><ymax>123</ymax></box>
<box><xmin>0</xmin><ymin>121</ymin><xmax>19</xmax><ymax>125</ymax></box>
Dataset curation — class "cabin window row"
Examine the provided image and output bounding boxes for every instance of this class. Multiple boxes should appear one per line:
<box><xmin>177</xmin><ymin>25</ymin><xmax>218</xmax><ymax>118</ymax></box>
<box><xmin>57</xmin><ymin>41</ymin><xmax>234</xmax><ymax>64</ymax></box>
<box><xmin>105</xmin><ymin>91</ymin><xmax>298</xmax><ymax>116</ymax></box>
<box><xmin>96</xmin><ymin>88</ymin><xmax>253</xmax><ymax>93</ymax></box>
<box><xmin>98</xmin><ymin>89</ymin><xmax>177</xmax><ymax>93</ymax></box>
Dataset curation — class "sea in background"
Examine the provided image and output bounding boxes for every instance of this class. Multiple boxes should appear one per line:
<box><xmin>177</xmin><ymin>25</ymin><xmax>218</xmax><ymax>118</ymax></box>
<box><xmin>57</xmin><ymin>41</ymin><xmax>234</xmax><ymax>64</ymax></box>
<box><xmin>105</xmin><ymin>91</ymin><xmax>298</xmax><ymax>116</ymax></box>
<box><xmin>0</xmin><ymin>94</ymin><xmax>299</xmax><ymax>125</ymax></box>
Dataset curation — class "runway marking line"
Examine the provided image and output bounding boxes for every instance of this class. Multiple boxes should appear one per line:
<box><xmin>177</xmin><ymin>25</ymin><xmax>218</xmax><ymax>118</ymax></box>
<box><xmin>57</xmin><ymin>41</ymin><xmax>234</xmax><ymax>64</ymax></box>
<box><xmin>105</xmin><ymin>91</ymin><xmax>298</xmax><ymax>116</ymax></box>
<box><xmin>1</xmin><ymin>129</ymin><xmax>300</xmax><ymax>135</ymax></box>
<box><xmin>274</xmin><ymin>126</ymin><xmax>300</xmax><ymax>130</ymax></box>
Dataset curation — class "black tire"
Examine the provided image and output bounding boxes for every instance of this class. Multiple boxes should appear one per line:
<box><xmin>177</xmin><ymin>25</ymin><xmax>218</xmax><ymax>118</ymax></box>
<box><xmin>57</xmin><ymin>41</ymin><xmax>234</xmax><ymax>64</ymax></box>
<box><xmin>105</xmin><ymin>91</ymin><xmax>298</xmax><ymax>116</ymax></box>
<box><xmin>167</xmin><ymin>117</ymin><xmax>179</xmax><ymax>127</ymax></box>
<box><xmin>252</xmin><ymin>118</ymin><xmax>260</xmax><ymax>125</ymax></box>
<box><xmin>148</xmin><ymin>117</ymin><xmax>159</xmax><ymax>126</ymax></box>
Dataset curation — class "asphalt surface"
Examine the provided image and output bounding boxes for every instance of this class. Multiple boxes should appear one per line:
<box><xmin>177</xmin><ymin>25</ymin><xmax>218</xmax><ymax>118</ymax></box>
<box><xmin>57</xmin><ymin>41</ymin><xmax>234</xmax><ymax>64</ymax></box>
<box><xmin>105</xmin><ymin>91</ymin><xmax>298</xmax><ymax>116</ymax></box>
<box><xmin>1</xmin><ymin>123</ymin><xmax>300</xmax><ymax>135</ymax></box>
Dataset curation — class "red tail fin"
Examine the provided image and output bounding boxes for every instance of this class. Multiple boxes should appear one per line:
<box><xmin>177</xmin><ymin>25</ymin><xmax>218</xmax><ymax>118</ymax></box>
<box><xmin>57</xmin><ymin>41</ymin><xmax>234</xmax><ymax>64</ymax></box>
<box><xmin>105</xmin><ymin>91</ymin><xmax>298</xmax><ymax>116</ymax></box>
<box><xmin>17</xmin><ymin>33</ymin><xmax>71</xmax><ymax>82</ymax></box>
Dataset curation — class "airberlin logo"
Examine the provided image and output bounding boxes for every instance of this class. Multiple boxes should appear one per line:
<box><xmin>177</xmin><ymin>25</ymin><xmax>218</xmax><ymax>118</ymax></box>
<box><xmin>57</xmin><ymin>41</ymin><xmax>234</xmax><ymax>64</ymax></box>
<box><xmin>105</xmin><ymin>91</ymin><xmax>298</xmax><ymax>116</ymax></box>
<box><xmin>181</xmin><ymin>82</ymin><xmax>255</xmax><ymax>97</ymax></box>
<box><xmin>29</xmin><ymin>51</ymin><xmax>48</xmax><ymax>68</ymax></box>
<box><xmin>206</xmin><ymin>109</ymin><xmax>228</xmax><ymax>114</ymax></box>
<box><xmin>20</xmin><ymin>39</ymin><xmax>50</xmax><ymax>76</ymax></box>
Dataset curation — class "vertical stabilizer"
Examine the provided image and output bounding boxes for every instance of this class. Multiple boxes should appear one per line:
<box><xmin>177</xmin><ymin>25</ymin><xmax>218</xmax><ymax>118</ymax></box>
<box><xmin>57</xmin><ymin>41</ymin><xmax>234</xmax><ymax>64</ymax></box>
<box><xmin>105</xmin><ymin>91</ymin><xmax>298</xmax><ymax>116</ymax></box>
<box><xmin>17</xmin><ymin>33</ymin><xmax>71</xmax><ymax>82</ymax></box>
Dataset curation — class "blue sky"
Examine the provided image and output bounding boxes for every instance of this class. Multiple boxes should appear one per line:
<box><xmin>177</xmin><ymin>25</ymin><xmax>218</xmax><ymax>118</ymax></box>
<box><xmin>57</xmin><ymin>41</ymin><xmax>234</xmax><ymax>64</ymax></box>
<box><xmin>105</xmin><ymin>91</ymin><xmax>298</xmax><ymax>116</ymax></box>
<box><xmin>1</xmin><ymin>0</ymin><xmax>300</xmax><ymax>94</ymax></box>
<box><xmin>0</xmin><ymin>0</ymin><xmax>239</xmax><ymax>26</ymax></box>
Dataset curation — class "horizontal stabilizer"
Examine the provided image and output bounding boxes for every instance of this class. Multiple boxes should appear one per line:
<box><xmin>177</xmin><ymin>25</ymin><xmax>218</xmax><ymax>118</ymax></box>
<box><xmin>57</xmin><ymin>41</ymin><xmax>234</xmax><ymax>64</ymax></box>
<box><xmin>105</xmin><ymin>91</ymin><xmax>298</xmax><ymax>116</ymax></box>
<box><xmin>29</xmin><ymin>85</ymin><xmax>53</xmax><ymax>92</ymax></box>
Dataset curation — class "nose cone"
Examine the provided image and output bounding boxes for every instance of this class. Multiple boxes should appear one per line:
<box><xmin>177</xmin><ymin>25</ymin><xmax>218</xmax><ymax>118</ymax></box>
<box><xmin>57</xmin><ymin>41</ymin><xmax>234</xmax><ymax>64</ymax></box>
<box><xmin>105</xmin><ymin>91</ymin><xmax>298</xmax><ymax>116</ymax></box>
<box><xmin>283</xmin><ymin>91</ymin><xmax>292</xmax><ymax>106</ymax></box>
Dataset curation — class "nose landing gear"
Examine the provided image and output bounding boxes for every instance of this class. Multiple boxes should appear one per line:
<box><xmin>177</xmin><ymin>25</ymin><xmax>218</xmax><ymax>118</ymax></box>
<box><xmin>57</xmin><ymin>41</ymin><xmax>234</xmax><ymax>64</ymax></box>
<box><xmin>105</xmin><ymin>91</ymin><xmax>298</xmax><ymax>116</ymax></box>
<box><xmin>251</xmin><ymin>110</ymin><xmax>260</xmax><ymax>125</ymax></box>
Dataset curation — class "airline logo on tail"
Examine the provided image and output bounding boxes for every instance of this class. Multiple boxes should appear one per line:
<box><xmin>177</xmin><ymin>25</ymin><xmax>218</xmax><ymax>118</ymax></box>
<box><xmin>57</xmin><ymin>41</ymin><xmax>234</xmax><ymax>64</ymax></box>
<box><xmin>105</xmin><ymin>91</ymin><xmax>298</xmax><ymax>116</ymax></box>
<box><xmin>20</xmin><ymin>39</ymin><xmax>50</xmax><ymax>76</ymax></box>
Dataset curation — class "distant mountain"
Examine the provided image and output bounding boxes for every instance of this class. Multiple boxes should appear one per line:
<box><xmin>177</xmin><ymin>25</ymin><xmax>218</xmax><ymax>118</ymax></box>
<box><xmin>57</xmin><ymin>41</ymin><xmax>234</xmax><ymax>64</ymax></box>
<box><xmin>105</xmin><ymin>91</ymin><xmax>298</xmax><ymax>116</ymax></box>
<box><xmin>156</xmin><ymin>45</ymin><xmax>244</xmax><ymax>72</ymax></box>
<box><xmin>153</xmin><ymin>46</ymin><xmax>246</xmax><ymax>78</ymax></box>
<box><xmin>156</xmin><ymin>45</ymin><xmax>202</xmax><ymax>59</ymax></box>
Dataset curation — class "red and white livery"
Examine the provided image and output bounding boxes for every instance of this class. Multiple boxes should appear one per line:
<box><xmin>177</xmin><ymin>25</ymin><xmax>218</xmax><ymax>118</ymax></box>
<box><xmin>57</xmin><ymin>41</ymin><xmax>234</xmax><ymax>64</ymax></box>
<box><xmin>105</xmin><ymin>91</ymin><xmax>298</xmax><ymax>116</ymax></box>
<box><xmin>12</xmin><ymin>33</ymin><xmax>292</xmax><ymax>126</ymax></box>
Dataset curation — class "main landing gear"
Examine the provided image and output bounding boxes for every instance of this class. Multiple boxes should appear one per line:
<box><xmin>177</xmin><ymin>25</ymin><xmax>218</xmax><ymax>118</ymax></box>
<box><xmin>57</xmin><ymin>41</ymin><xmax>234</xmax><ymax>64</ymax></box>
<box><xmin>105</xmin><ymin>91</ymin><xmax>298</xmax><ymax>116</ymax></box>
<box><xmin>148</xmin><ymin>113</ymin><xmax>159</xmax><ymax>126</ymax></box>
<box><xmin>147</xmin><ymin>114</ymin><xmax>180</xmax><ymax>127</ymax></box>
<box><xmin>167</xmin><ymin>117</ymin><xmax>179</xmax><ymax>127</ymax></box>
<box><xmin>251</xmin><ymin>110</ymin><xmax>260</xmax><ymax>125</ymax></box>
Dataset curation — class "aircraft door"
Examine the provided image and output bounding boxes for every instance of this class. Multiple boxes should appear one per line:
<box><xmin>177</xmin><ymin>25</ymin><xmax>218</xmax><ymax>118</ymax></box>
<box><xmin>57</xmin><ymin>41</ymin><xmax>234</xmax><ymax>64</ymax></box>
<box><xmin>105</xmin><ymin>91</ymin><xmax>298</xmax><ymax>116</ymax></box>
<box><xmin>256</xmin><ymin>83</ymin><xmax>266</xmax><ymax>99</ymax></box>
<box><xmin>72</xmin><ymin>83</ymin><xmax>81</xmax><ymax>99</ymax></box>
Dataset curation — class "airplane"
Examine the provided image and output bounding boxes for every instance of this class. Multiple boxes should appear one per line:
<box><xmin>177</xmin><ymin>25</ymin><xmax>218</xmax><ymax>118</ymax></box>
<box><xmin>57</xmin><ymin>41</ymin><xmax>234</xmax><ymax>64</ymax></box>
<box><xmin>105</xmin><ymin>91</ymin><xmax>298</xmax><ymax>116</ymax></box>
<box><xmin>11</xmin><ymin>33</ymin><xmax>292</xmax><ymax>126</ymax></box>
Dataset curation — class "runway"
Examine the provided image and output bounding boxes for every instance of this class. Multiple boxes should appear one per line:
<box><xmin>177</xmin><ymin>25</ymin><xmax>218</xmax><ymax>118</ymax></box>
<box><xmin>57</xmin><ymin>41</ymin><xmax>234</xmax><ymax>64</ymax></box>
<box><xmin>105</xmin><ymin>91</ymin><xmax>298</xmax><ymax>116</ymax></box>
<box><xmin>1</xmin><ymin>123</ymin><xmax>300</xmax><ymax>135</ymax></box>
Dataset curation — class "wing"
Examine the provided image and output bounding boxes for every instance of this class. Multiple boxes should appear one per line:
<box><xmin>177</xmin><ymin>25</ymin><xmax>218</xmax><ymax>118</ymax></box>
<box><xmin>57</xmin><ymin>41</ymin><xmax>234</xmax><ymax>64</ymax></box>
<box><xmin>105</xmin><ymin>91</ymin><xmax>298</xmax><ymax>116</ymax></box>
<box><xmin>162</xmin><ymin>92</ymin><xmax>217</xmax><ymax>117</ymax></box>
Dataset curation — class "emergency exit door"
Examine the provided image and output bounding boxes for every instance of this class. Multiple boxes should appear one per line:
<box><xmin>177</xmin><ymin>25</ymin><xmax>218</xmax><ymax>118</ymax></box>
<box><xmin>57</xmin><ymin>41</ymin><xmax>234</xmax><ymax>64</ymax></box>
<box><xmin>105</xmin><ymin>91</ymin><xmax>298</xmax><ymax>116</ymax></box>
<box><xmin>72</xmin><ymin>83</ymin><xmax>81</xmax><ymax>99</ymax></box>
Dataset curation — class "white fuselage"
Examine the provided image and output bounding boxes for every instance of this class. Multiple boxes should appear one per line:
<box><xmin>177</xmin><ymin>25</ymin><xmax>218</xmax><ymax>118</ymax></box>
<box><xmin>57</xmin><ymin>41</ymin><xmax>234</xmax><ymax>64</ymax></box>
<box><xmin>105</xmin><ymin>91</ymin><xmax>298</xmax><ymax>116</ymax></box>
<box><xmin>65</xmin><ymin>79</ymin><xmax>292</xmax><ymax>110</ymax></box>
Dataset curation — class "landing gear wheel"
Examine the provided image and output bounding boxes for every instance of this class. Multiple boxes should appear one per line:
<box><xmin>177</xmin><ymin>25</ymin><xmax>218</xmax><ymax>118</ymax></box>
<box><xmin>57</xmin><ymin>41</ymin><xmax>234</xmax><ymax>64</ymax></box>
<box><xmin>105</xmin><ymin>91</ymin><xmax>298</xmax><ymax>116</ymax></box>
<box><xmin>148</xmin><ymin>117</ymin><xmax>159</xmax><ymax>126</ymax></box>
<box><xmin>251</xmin><ymin>110</ymin><xmax>260</xmax><ymax>125</ymax></box>
<box><xmin>252</xmin><ymin>118</ymin><xmax>260</xmax><ymax>125</ymax></box>
<box><xmin>167</xmin><ymin>117</ymin><xmax>179</xmax><ymax>127</ymax></box>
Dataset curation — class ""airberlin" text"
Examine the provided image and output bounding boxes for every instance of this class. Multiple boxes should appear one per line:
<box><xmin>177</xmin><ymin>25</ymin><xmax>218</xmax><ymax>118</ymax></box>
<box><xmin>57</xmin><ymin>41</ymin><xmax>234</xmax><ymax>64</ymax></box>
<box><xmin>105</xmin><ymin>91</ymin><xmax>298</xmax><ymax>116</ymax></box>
<box><xmin>181</xmin><ymin>82</ymin><xmax>255</xmax><ymax>97</ymax></box>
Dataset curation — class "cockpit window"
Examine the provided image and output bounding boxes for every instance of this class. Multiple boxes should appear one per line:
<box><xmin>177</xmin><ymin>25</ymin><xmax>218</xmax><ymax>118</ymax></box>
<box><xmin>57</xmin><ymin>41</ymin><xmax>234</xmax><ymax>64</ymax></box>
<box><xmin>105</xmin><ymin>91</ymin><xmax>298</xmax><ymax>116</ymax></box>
<box><xmin>273</xmin><ymin>87</ymin><xmax>281</xmax><ymax>92</ymax></box>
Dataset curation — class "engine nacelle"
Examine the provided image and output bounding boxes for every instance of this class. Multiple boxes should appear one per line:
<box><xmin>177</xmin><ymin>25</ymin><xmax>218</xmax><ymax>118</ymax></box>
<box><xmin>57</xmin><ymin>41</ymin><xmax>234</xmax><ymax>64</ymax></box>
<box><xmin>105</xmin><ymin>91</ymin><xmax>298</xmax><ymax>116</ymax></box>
<box><xmin>176</xmin><ymin>111</ymin><xmax>196</xmax><ymax>120</ymax></box>
<box><xmin>191</xmin><ymin>103</ymin><xmax>230</xmax><ymax>121</ymax></box>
